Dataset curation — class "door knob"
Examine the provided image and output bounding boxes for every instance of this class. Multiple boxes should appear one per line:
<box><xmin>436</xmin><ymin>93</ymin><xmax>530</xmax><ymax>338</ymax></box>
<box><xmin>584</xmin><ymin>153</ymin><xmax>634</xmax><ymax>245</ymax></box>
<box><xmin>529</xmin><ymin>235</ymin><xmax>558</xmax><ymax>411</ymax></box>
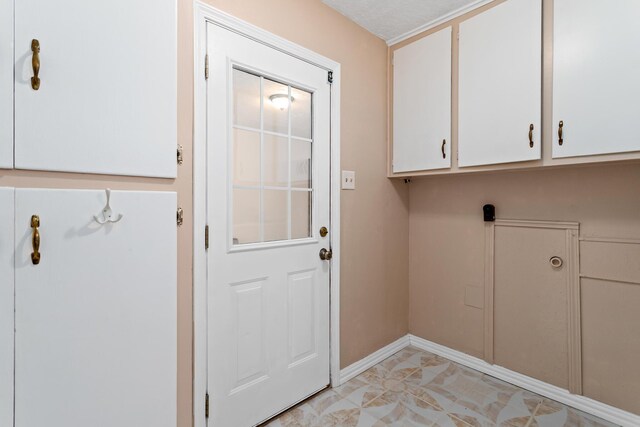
<box><xmin>319</xmin><ymin>248</ymin><xmax>332</xmax><ymax>261</ymax></box>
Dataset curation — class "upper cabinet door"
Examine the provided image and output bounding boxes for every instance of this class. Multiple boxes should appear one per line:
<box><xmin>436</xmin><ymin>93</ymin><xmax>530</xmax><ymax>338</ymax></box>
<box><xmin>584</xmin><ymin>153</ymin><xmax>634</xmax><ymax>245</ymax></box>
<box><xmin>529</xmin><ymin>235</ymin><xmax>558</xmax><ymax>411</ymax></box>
<box><xmin>553</xmin><ymin>0</ymin><xmax>640</xmax><ymax>158</ymax></box>
<box><xmin>458</xmin><ymin>0</ymin><xmax>541</xmax><ymax>167</ymax></box>
<box><xmin>393</xmin><ymin>27</ymin><xmax>452</xmax><ymax>173</ymax></box>
<box><xmin>14</xmin><ymin>0</ymin><xmax>177</xmax><ymax>177</ymax></box>
<box><xmin>0</xmin><ymin>0</ymin><xmax>12</xmax><ymax>169</ymax></box>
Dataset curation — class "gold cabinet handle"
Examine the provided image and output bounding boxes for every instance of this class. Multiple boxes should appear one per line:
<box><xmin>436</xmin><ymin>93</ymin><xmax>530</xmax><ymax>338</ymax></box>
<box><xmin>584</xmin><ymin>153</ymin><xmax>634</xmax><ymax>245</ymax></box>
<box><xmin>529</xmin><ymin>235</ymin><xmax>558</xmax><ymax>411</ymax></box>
<box><xmin>31</xmin><ymin>39</ymin><xmax>40</xmax><ymax>90</ymax></box>
<box><xmin>441</xmin><ymin>139</ymin><xmax>446</xmax><ymax>159</ymax></box>
<box><xmin>529</xmin><ymin>123</ymin><xmax>534</xmax><ymax>148</ymax></box>
<box><xmin>558</xmin><ymin>120</ymin><xmax>564</xmax><ymax>145</ymax></box>
<box><xmin>31</xmin><ymin>215</ymin><xmax>41</xmax><ymax>265</ymax></box>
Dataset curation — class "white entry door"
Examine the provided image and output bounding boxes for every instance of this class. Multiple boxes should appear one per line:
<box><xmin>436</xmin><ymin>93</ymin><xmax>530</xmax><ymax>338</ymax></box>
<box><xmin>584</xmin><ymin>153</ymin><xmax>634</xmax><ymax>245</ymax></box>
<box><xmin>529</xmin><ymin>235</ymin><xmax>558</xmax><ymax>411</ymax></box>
<box><xmin>206</xmin><ymin>24</ymin><xmax>332</xmax><ymax>427</ymax></box>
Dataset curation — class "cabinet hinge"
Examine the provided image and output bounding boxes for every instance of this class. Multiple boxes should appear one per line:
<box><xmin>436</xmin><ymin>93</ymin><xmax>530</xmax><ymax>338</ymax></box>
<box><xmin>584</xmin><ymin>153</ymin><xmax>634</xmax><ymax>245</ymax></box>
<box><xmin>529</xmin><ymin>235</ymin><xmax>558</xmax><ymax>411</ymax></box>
<box><xmin>205</xmin><ymin>54</ymin><xmax>209</xmax><ymax>80</ymax></box>
<box><xmin>327</xmin><ymin>70</ymin><xmax>333</xmax><ymax>84</ymax></box>
<box><xmin>176</xmin><ymin>207</ymin><xmax>184</xmax><ymax>226</ymax></box>
<box><xmin>177</xmin><ymin>144</ymin><xmax>184</xmax><ymax>165</ymax></box>
<box><xmin>205</xmin><ymin>225</ymin><xmax>209</xmax><ymax>250</ymax></box>
<box><xmin>205</xmin><ymin>392</ymin><xmax>210</xmax><ymax>418</ymax></box>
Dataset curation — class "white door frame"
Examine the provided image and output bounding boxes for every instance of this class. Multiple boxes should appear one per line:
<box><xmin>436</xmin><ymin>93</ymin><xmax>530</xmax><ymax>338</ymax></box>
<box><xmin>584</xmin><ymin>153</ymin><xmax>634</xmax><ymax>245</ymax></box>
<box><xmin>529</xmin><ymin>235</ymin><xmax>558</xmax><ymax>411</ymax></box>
<box><xmin>192</xmin><ymin>2</ymin><xmax>341</xmax><ymax>426</ymax></box>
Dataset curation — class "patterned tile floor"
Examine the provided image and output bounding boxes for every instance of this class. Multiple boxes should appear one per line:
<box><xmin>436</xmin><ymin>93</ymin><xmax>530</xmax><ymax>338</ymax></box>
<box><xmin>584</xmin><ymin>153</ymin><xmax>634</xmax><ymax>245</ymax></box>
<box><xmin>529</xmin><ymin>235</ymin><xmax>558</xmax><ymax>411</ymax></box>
<box><xmin>266</xmin><ymin>346</ymin><xmax>618</xmax><ymax>427</ymax></box>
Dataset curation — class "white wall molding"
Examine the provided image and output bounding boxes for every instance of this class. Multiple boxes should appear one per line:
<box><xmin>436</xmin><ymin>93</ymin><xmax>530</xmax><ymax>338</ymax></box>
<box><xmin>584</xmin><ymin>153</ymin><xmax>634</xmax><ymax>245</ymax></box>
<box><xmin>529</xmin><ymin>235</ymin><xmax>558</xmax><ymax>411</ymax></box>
<box><xmin>386</xmin><ymin>0</ymin><xmax>494</xmax><ymax>46</ymax></box>
<box><xmin>339</xmin><ymin>336</ymin><xmax>411</xmax><ymax>384</ymax></box>
<box><xmin>408</xmin><ymin>334</ymin><xmax>640</xmax><ymax>427</ymax></box>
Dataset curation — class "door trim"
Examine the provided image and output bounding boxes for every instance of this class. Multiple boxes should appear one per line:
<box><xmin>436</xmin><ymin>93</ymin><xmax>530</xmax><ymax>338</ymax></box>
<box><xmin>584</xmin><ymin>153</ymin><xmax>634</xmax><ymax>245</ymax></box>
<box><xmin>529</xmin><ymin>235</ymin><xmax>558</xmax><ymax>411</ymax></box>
<box><xmin>192</xmin><ymin>3</ymin><xmax>342</xmax><ymax>426</ymax></box>
<box><xmin>484</xmin><ymin>219</ymin><xmax>581</xmax><ymax>394</ymax></box>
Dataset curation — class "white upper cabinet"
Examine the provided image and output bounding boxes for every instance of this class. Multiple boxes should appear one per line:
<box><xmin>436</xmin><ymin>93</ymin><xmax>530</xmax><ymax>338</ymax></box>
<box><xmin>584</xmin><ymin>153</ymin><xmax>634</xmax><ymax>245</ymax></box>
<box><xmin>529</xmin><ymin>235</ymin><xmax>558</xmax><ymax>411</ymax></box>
<box><xmin>458</xmin><ymin>0</ymin><xmax>541</xmax><ymax>167</ymax></box>
<box><xmin>0</xmin><ymin>0</ymin><xmax>12</xmax><ymax>169</ymax></box>
<box><xmin>14</xmin><ymin>0</ymin><xmax>177</xmax><ymax>177</ymax></box>
<box><xmin>393</xmin><ymin>27</ymin><xmax>452</xmax><ymax>173</ymax></box>
<box><xmin>553</xmin><ymin>0</ymin><xmax>640</xmax><ymax>158</ymax></box>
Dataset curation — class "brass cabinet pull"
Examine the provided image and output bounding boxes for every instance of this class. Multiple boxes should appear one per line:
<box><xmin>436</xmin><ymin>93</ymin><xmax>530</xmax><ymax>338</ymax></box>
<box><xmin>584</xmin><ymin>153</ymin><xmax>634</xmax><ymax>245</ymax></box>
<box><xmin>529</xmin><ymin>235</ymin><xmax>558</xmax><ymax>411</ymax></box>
<box><xmin>31</xmin><ymin>39</ymin><xmax>40</xmax><ymax>90</ymax></box>
<box><xmin>31</xmin><ymin>215</ymin><xmax>41</xmax><ymax>265</ymax></box>
<box><xmin>558</xmin><ymin>120</ymin><xmax>564</xmax><ymax>145</ymax></box>
<box><xmin>528</xmin><ymin>123</ymin><xmax>534</xmax><ymax>148</ymax></box>
<box><xmin>441</xmin><ymin>139</ymin><xmax>446</xmax><ymax>159</ymax></box>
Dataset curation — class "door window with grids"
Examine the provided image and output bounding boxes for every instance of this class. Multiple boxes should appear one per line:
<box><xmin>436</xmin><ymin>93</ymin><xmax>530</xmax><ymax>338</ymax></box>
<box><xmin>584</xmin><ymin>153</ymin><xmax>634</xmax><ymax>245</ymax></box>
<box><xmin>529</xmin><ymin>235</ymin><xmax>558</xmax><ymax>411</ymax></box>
<box><xmin>232</xmin><ymin>68</ymin><xmax>313</xmax><ymax>245</ymax></box>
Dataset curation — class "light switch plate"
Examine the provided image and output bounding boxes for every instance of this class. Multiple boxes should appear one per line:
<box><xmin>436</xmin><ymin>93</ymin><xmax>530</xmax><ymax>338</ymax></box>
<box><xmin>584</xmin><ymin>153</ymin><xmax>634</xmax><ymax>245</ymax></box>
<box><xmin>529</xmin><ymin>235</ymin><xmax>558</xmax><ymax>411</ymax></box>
<box><xmin>341</xmin><ymin>170</ymin><xmax>355</xmax><ymax>190</ymax></box>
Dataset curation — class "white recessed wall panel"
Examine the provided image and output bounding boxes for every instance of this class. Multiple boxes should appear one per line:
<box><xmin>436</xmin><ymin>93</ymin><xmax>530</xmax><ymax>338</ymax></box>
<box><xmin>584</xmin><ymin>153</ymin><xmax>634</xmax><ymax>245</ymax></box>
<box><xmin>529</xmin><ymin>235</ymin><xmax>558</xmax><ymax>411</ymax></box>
<box><xmin>14</xmin><ymin>0</ymin><xmax>177</xmax><ymax>177</ymax></box>
<box><xmin>458</xmin><ymin>0</ymin><xmax>541</xmax><ymax>167</ymax></box>
<box><xmin>0</xmin><ymin>0</ymin><xmax>12</xmax><ymax>169</ymax></box>
<box><xmin>393</xmin><ymin>27</ymin><xmax>451</xmax><ymax>173</ymax></box>
<box><xmin>14</xmin><ymin>189</ymin><xmax>176</xmax><ymax>427</ymax></box>
<box><xmin>0</xmin><ymin>188</ymin><xmax>14</xmax><ymax>427</ymax></box>
<box><xmin>553</xmin><ymin>0</ymin><xmax>640</xmax><ymax>158</ymax></box>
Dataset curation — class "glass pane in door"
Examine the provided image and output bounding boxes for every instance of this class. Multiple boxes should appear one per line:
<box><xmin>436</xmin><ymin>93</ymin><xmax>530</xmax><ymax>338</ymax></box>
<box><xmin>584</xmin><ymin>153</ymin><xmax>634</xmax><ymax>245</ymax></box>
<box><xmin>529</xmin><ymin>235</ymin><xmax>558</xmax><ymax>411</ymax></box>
<box><xmin>231</xmin><ymin>67</ymin><xmax>314</xmax><ymax>245</ymax></box>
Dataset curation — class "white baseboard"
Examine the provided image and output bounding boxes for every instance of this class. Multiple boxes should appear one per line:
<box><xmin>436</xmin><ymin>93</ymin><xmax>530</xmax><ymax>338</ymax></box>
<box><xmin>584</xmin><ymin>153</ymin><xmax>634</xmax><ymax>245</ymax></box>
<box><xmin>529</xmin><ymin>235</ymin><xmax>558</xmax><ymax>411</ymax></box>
<box><xmin>408</xmin><ymin>334</ymin><xmax>639</xmax><ymax>427</ymax></box>
<box><xmin>338</xmin><ymin>335</ymin><xmax>411</xmax><ymax>385</ymax></box>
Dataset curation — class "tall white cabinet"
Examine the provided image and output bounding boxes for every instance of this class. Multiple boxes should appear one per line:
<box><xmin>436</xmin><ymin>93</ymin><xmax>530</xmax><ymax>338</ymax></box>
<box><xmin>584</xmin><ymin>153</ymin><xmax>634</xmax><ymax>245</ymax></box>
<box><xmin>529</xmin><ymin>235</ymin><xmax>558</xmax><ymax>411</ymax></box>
<box><xmin>0</xmin><ymin>188</ymin><xmax>177</xmax><ymax>427</ymax></box>
<box><xmin>457</xmin><ymin>0</ymin><xmax>541</xmax><ymax>167</ymax></box>
<box><xmin>553</xmin><ymin>0</ymin><xmax>640</xmax><ymax>158</ymax></box>
<box><xmin>2</xmin><ymin>0</ymin><xmax>177</xmax><ymax>177</ymax></box>
<box><xmin>0</xmin><ymin>189</ymin><xmax>14</xmax><ymax>427</ymax></box>
<box><xmin>0</xmin><ymin>0</ymin><xmax>12</xmax><ymax>169</ymax></box>
<box><xmin>393</xmin><ymin>27</ymin><xmax>452</xmax><ymax>173</ymax></box>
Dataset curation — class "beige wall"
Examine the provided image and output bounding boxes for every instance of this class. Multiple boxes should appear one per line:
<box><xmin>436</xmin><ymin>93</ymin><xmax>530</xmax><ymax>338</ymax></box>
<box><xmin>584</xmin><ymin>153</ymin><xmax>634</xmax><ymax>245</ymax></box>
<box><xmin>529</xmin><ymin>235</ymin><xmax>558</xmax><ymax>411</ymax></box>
<box><xmin>2</xmin><ymin>1</ymin><xmax>408</xmax><ymax>426</ymax></box>
<box><xmin>408</xmin><ymin>163</ymin><xmax>640</xmax><ymax>413</ymax></box>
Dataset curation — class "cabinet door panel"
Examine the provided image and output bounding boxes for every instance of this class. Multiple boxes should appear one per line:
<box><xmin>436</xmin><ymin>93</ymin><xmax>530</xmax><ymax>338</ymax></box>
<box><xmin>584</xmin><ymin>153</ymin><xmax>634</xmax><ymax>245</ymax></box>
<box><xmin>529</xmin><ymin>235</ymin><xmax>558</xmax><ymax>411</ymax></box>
<box><xmin>0</xmin><ymin>188</ymin><xmax>14</xmax><ymax>427</ymax></box>
<box><xmin>494</xmin><ymin>226</ymin><xmax>570</xmax><ymax>389</ymax></box>
<box><xmin>0</xmin><ymin>0</ymin><xmax>12</xmax><ymax>169</ymax></box>
<box><xmin>393</xmin><ymin>27</ymin><xmax>451</xmax><ymax>173</ymax></box>
<box><xmin>553</xmin><ymin>0</ymin><xmax>640</xmax><ymax>158</ymax></box>
<box><xmin>14</xmin><ymin>189</ymin><xmax>176</xmax><ymax>427</ymax></box>
<box><xmin>14</xmin><ymin>0</ymin><xmax>177</xmax><ymax>177</ymax></box>
<box><xmin>458</xmin><ymin>0</ymin><xmax>541</xmax><ymax>167</ymax></box>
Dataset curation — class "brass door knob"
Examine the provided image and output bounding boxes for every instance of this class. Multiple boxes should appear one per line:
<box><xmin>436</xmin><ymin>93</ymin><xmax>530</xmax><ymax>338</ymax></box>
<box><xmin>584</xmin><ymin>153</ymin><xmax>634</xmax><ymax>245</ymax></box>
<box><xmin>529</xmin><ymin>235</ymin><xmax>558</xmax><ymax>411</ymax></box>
<box><xmin>319</xmin><ymin>248</ymin><xmax>333</xmax><ymax>261</ymax></box>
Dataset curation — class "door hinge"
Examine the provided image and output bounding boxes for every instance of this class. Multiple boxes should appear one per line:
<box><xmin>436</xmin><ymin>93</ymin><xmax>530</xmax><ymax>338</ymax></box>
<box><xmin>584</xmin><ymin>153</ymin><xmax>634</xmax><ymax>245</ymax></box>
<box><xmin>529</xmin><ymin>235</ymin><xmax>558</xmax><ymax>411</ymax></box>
<box><xmin>177</xmin><ymin>144</ymin><xmax>184</xmax><ymax>165</ymax></box>
<box><xmin>205</xmin><ymin>392</ymin><xmax>210</xmax><ymax>418</ymax></box>
<box><xmin>205</xmin><ymin>53</ymin><xmax>209</xmax><ymax>80</ymax></box>
<box><xmin>327</xmin><ymin>70</ymin><xmax>333</xmax><ymax>84</ymax></box>
<box><xmin>176</xmin><ymin>207</ymin><xmax>184</xmax><ymax>226</ymax></box>
<box><xmin>205</xmin><ymin>225</ymin><xmax>209</xmax><ymax>250</ymax></box>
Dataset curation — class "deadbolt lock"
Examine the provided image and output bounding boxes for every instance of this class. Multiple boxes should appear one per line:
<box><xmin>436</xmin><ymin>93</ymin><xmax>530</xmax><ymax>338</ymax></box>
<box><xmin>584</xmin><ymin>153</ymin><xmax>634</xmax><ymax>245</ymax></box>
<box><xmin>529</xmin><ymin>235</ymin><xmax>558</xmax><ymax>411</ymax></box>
<box><xmin>319</xmin><ymin>226</ymin><xmax>328</xmax><ymax>237</ymax></box>
<box><xmin>319</xmin><ymin>248</ymin><xmax>333</xmax><ymax>261</ymax></box>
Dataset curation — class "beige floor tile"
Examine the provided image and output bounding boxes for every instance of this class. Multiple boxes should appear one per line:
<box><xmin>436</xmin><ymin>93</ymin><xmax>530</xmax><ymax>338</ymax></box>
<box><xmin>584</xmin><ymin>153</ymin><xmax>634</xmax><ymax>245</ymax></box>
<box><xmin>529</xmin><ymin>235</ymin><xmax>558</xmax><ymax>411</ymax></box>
<box><xmin>267</xmin><ymin>347</ymin><xmax>620</xmax><ymax>427</ymax></box>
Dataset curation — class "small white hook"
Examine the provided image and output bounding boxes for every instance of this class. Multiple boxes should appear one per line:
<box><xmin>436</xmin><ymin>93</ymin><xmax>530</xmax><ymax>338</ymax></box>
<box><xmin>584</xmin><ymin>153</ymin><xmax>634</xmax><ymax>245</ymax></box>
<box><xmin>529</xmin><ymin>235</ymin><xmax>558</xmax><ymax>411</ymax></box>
<box><xmin>94</xmin><ymin>188</ymin><xmax>124</xmax><ymax>225</ymax></box>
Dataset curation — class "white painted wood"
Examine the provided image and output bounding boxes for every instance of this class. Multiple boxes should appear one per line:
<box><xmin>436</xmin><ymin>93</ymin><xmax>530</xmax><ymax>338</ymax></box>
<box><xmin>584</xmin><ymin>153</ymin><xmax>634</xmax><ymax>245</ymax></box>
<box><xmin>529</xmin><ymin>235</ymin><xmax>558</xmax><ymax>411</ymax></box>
<box><xmin>409</xmin><ymin>335</ymin><xmax>640</xmax><ymax>427</ymax></box>
<box><xmin>393</xmin><ymin>27</ymin><xmax>451</xmax><ymax>173</ymax></box>
<box><xmin>14</xmin><ymin>0</ymin><xmax>177</xmax><ymax>177</ymax></box>
<box><xmin>458</xmin><ymin>0</ymin><xmax>541</xmax><ymax>167</ymax></box>
<box><xmin>553</xmin><ymin>0</ymin><xmax>640</xmax><ymax>158</ymax></box>
<box><xmin>192</xmin><ymin>5</ymin><xmax>342</xmax><ymax>426</ymax></box>
<box><xmin>339</xmin><ymin>336</ymin><xmax>411</xmax><ymax>384</ymax></box>
<box><xmin>207</xmin><ymin>23</ymin><xmax>331</xmax><ymax>427</ymax></box>
<box><xmin>0</xmin><ymin>188</ymin><xmax>14</xmax><ymax>427</ymax></box>
<box><xmin>0</xmin><ymin>0</ymin><xmax>12</xmax><ymax>169</ymax></box>
<box><xmin>14</xmin><ymin>189</ymin><xmax>176</xmax><ymax>427</ymax></box>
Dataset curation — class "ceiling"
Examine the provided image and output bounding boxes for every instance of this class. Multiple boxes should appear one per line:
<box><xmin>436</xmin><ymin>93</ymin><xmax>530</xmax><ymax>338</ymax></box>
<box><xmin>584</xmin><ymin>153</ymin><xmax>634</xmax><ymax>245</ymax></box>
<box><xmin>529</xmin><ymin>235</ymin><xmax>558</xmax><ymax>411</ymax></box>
<box><xmin>322</xmin><ymin>0</ymin><xmax>491</xmax><ymax>45</ymax></box>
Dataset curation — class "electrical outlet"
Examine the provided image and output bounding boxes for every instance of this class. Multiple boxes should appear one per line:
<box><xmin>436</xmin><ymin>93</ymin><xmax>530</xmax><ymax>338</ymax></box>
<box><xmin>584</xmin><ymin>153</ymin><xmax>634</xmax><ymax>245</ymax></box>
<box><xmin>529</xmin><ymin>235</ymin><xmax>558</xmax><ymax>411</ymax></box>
<box><xmin>342</xmin><ymin>170</ymin><xmax>355</xmax><ymax>190</ymax></box>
